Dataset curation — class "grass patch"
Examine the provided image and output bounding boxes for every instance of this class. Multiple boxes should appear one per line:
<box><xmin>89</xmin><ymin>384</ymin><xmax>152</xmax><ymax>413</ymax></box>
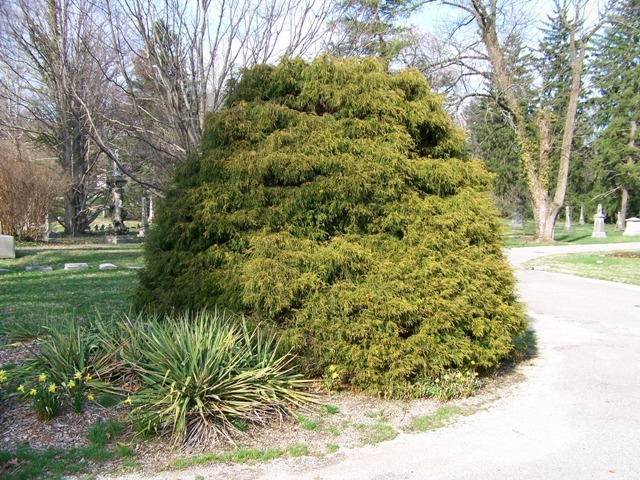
<box><xmin>286</xmin><ymin>444</ymin><xmax>309</xmax><ymax>457</ymax></box>
<box><xmin>172</xmin><ymin>444</ymin><xmax>310</xmax><ymax>469</ymax></box>
<box><xmin>321</xmin><ymin>404</ymin><xmax>339</xmax><ymax>415</ymax></box>
<box><xmin>411</xmin><ymin>406</ymin><xmax>474</xmax><ymax>432</ymax></box>
<box><xmin>296</xmin><ymin>414</ymin><xmax>319</xmax><ymax>431</ymax></box>
<box><xmin>525</xmin><ymin>251</ymin><xmax>640</xmax><ymax>286</ymax></box>
<box><xmin>502</xmin><ymin>221</ymin><xmax>640</xmax><ymax>248</ymax></box>
<box><xmin>0</xmin><ymin>244</ymin><xmax>144</xmax><ymax>327</ymax></box>
<box><xmin>355</xmin><ymin>421</ymin><xmax>398</xmax><ymax>445</ymax></box>
<box><xmin>326</xmin><ymin>443</ymin><xmax>339</xmax><ymax>454</ymax></box>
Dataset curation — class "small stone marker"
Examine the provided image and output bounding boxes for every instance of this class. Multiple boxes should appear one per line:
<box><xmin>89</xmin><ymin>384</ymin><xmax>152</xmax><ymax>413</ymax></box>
<box><xmin>0</xmin><ymin>268</ymin><xmax>11</xmax><ymax>274</ymax></box>
<box><xmin>99</xmin><ymin>263</ymin><xmax>118</xmax><ymax>270</ymax></box>
<box><xmin>126</xmin><ymin>266</ymin><xmax>144</xmax><ymax>270</ymax></box>
<box><xmin>0</xmin><ymin>235</ymin><xmax>16</xmax><ymax>259</ymax></box>
<box><xmin>579</xmin><ymin>204</ymin><xmax>585</xmax><ymax>226</ymax></box>
<box><xmin>592</xmin><ymin>204</ymin><xmax>606</xmax><ymax>238</ymax></box>
<box><xmin>25</xmin><ymin>266</ymin><xmax>53</xmax><ymax>272</ymax></box>
<box><xmin>510</xmin><ymin>212</ymin><xmax>524</xmax><ymax>229</ymax></box>
<box><xmin>64</xmin><ymin>263</ymin><xmax>89</xmax><ymax>270</ymax></box>
<box><xmin>623</xmin><ymin>217</ymin><xmax>640</xmax><ymax>236</ymax></box>
<box><xmin>564</xmin><ymin>206</ymin><xmax>573</xmax><ymax>232</ymax></box>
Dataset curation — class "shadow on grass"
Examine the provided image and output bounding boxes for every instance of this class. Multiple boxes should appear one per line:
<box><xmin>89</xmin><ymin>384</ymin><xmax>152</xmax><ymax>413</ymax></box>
<box><xmin>562</xmin><ymin>234</ymin><xmax>591</xmax><ymax>244</ymax></box>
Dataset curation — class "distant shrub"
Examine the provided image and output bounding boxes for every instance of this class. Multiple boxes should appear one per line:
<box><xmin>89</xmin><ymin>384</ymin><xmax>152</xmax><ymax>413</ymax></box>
<box><xmin>136</xmin><ymin>56</ymin><xmax>527</xmax><ymax>395</ymax></box>
<box><xmin>0</xmin><ymin>141</ymin><xmax>63</xmax><ymax>240</ymax></box>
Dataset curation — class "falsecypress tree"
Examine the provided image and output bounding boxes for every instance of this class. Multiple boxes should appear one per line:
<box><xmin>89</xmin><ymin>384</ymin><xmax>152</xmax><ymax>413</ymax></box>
<box><xmin>137</xmin><ymin>57</ymin><xmax>526</xmax><ymax>395</ymax></box>
<box><xmin>591</xmin><ymin>0</ymin><xmax>640</xmax><ymax>221</ymax></box>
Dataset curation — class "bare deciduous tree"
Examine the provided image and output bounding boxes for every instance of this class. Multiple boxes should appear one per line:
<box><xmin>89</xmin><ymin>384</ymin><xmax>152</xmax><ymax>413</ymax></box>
<box><xmin>91</xmin><ymin>0</ymin><xmax>337</xmax><ymax>194</ymax></box>
<box><xmin>422</xmin><ymin>0</ymin><xmax>609</xmax><ymax>240</ymax></box>
<box><xmin>0</xmin><ymin>0</ymin><xmax>117</xmax><ymax>234</ymax></box>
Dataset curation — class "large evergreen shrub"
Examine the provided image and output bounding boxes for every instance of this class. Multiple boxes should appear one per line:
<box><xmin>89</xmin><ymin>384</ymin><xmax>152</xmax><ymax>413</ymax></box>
<box><xmin>136</xmin><ymin>57</ymin><xmax>527</xmax><ymax>394</ymax></box>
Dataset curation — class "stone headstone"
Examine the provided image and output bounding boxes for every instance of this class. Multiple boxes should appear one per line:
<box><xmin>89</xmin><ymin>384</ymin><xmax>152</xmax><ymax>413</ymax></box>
<box><xmin>126</xmin><ymin>266</ymin><xmax>144</xmax><ymax>271</ymax></box>
<box><xmin>564</xmin><ymin>206</ymin><xmax>573</xmax><ymax>232</ymax></box>
<box><xmin>0</xmin><ymin>235</ymin><xmax>16</xmax><ymax>259</ymax></box>
<box><xmin>0</xmin><ymin>268</ymin><xmax>11</xmax><ymax>274</ymax></box>
<box><xmin>99</xmin><ymin>263</ymin><xmax>118</xmax><ymax>270</ymax></box>
<box><xmin>44</xmin><ymin>216</ymin><xmax>51</xmax><ymax>242</ymax></box>
<box><xmin>623</xmin><ymin>217</ymin><xmax>640</xmax><ymax>237</ymax></box>
<box><xmin>64</xmin><ymin>263</ymin><xmax>89</xmax><ymax>270</ymax></box>
<box><xmin>25</xmin><ymin>265</ymin><xmax>53</xmax><ymax>272</ymax></box>
<box><xmin>592</xmin><ymin>204</ymin><xmax>606</xmax><ymax>238</ymax></box>
<box><xmin>579</xmin><ymin>204</ymin><xmax>585</xmax><ymax>226</ymax></box>
<box><xmin>510</xmin><ymin>212</ymin><xmax>524</xmax><ymax>229</ymax></box>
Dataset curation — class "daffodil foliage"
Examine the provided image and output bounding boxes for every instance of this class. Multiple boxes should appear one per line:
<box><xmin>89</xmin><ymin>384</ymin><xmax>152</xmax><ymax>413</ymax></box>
<box><xmin>137</xmin><ymin>56</ymin><xmax>527</xmax><ymax>394</ymax></box>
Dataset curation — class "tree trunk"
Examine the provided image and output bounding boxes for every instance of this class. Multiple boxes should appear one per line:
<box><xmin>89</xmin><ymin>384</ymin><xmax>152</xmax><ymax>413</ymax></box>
<box><xmin>620</xmin><ymin>119</ymin><xmax>638</xmax><ymax>228</ymax></box>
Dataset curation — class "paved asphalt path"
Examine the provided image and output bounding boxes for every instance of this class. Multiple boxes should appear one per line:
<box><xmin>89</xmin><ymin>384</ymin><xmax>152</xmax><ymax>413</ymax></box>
<box><xmin>108</xmin><ymin>242</ymin><xmax>640</xmax><ymax>480</ymax></box>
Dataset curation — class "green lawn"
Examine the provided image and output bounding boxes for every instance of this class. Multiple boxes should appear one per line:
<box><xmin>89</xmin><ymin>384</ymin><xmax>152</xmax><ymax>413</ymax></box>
<box><xmin>525</xmin><ymin>250</ymin><xmax>640</xmax><ymax>286</ymax></box>
<box><xmin>502</xmin><ymin>221</ymin><xmax>640</xmax><ymax>248</ymax></box>
<box><xmin>0</xmin><ymin>244</ymin><xmax>144</xmax><ymax>325</ymax></box>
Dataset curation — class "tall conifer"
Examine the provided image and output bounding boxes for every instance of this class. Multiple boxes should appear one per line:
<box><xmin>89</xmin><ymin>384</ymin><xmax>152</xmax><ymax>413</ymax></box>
<box><xmin>591</xmin><ymin>0</ymin><xmax>640</xmax><ymax>222</ymax></box>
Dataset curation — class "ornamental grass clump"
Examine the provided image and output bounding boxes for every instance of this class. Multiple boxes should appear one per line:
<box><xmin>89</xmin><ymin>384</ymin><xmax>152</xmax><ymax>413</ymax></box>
<box><xmin>137</xmin><ymin>56</ymin><xmax>527</xmax><ymax>396</ymax></box>
<box><xmin>117</xmin><ymin>310</ymin><xmax>314</xmax><ymax>447</ymax></box>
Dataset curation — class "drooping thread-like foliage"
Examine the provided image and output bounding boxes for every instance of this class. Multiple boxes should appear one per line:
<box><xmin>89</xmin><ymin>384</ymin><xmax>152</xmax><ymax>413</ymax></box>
<box><xmin>136</xmin><ymin>56</ymin><xmax>527</xmax><ymax>394</ymax></box>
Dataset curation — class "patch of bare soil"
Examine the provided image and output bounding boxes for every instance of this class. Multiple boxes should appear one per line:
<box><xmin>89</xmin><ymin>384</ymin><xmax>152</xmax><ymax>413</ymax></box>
<box><xmin>607</xmin><ymin>250</ymin><xmax>640</xmax><ymax>259</ymax></box>
<box><xmin>0</xmin><ymin>339</ymin><xmax>530</xmax><ymax>479</ymax></box>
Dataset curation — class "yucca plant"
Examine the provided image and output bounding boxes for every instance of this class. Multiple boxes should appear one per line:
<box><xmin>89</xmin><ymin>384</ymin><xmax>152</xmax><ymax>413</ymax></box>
<box><xmin>119</xmin><ymin>310</ymin><xmax>315</xmax><ymax>447</ymax></box>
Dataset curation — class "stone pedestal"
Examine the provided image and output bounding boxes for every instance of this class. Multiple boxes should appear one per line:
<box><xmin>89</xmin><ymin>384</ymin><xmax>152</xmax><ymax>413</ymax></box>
<box><xmin>623</xmin><ymin>217</ymin><xmax>640</xmax><ymax>236</ymax></box>
<box><xmin>564</xmin><ymin>206</ymin><xmax>573</xmax><ymax>232</ymax></box>
<box><xmin>592</xmin><ymin>204</ymin><xmax>606</xmax><ymax>238</ymax></box>
<box><xmin>510</xmin><ymin>212</ymin><xmax>523</xmax><ymax>229</ymax></box>
<box><xmin>0</xmin><ymin>235</ymin><xmax>15</xmax><ymax>259</ymax></box>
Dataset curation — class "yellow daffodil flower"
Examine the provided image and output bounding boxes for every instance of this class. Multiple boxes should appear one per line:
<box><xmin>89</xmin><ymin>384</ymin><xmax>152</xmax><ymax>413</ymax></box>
<box><xmin>48</xmin><ymin>384</ymin><xmax>57</xmax><ymax>393</ymax></box>
<box><xmin>87</xmin><ymin>393</ymin><xmax>95</xmax><ymax>401</ymax></box>
<box><xmin>84</xmin><ymin>374</ymin><xmax>92</xmax><ymax>382</ymax></box>
<box><xmin>17</xmin><ymin>384</ymin><xmax>24</xmax><ymax>392</ymax></box>
<box><xmin>74</xmin><ymin>371</ymin><xmax>83</xmax><ymax>380</ymax></box>
<box><xmin>38</xmin><ymin>373</ymin><xmax>47</xmax><ymax>382</ymax></box>
<box><xmin>68</xmin><ymin>380</ymin><xmax>76</xmax><ymax>388</ymax></box>
<box><xmin>29</xmin><ymin>388</ymin><xmax>37</xmax><ymax>396</ymax></box>
<box><xmin>124</xmin><ymin>397</ymin><xmax>132</xmax><ymax>404</ymax></box>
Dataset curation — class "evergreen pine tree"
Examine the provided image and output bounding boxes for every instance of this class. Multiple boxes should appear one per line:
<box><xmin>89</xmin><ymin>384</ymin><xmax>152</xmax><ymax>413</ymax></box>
<box><xmin>591</xmin><ymin>0</ymin><xmax>640</xmax><ymax>222</ymax></box>
<box><xmin>329</xmin><ymin>0</ymin><xmax>423</xmax><ymax>64</ymax></box>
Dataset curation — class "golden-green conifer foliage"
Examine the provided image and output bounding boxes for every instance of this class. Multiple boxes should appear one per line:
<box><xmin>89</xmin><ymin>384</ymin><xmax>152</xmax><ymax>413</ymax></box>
<box><xmin>137</xmin><ymin>57</ymin><xmax>526</xmax><ymax>394</ymax></box>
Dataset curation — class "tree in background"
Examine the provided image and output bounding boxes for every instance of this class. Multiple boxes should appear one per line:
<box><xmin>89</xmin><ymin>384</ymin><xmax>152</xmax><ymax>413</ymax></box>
<box><xmin>93</xmin><ymin>0</ymin><xmax>337</xmax><ymax>195</ymax></box>
<box><xmin>0</xmin><ymin>141</ymin><xmax>63</xmax><ymax>239</ymax></box>
<box><xmin>136</xmin><ymin>57</ymin><xmax>526</xmax><ymax>395</ymax></box>
<box><xmin>466</xmin><ymin>96</ymin><xmax>530</xmax><ymax>216</ymax></box>
<box><xmin>591</xmin><ymin>0</ymin><xmax>640</xmax><ymax>223</ymax></box>
<box><xmin>434</xmin><ymin>0</ymin><xmax>607</xmax><ymax>241</ymax></box>
<box><xmin>328</xmin><ymin>0</ymin><xmax>425</xmax><ymax>64</ymax></box>
<box><xmin>0</xmin><ymin>0</ymin><xmax>116</xmax><ymax>235</ymax></box>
